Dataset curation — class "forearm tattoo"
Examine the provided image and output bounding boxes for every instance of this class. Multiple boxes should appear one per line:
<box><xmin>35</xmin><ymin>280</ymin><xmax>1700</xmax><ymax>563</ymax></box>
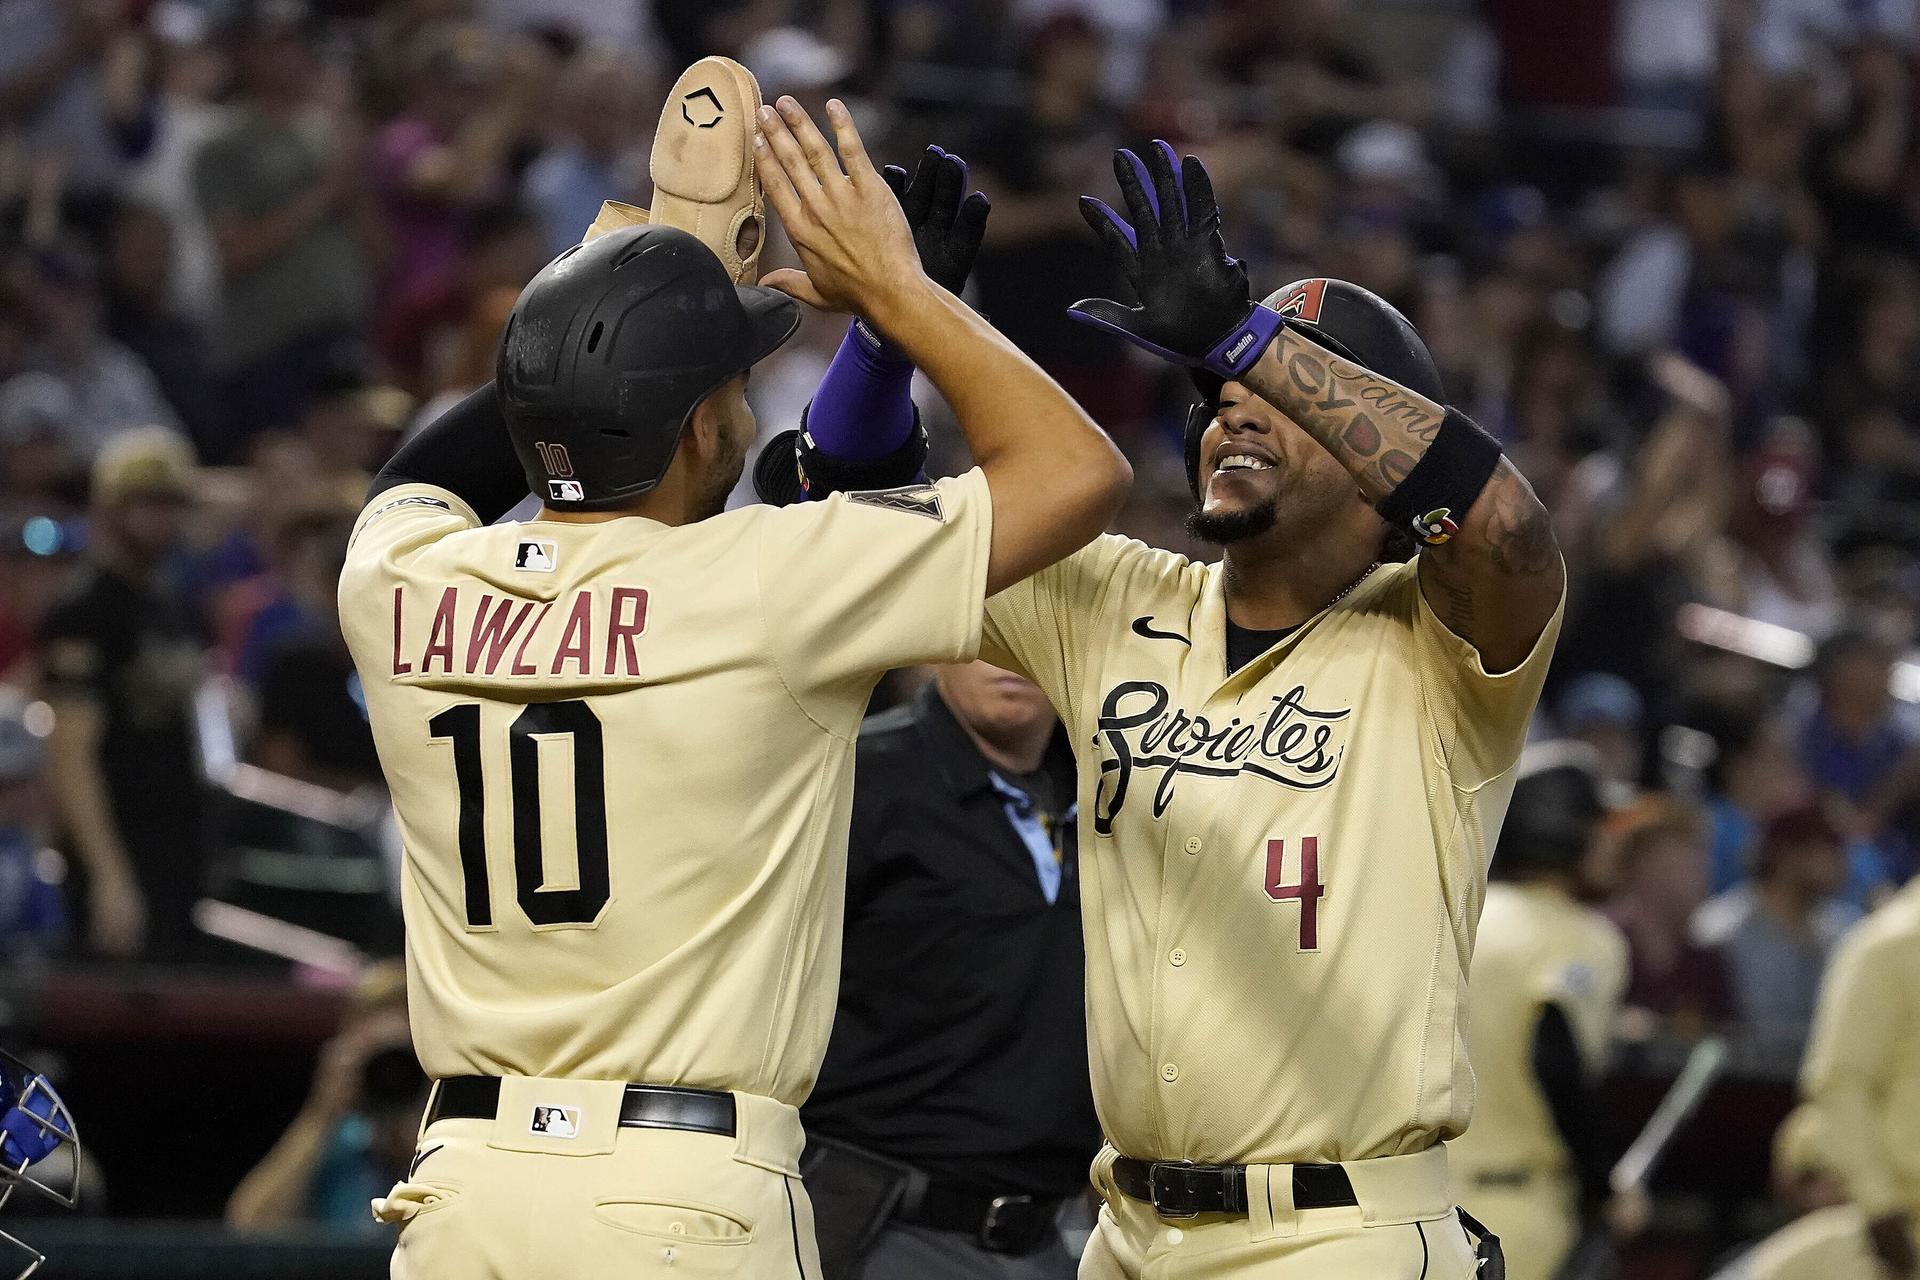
<box><xmin>1244</xmin><ymin>330</ymin><xmax>1444</xmax><ymax>503</ymax></box>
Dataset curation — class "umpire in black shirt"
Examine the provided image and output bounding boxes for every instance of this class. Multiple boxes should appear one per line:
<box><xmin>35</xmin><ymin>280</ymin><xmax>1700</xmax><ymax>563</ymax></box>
<box><xmin>803</xmin><ymin>662</ymin><xmax>1098</xmax><ymax>1280</ymax></box>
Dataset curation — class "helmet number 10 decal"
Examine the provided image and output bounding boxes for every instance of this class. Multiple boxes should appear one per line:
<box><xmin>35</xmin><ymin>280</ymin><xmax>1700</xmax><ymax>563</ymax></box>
<box><xmin>1264</xmin><ymin>836</ymin><xmax>1325</xmax><ymax>951</ymax></box>
<box><xmin>535</xmin><ymin>441</ymin><xmax>576</xmax><ymax>478</ymax></box>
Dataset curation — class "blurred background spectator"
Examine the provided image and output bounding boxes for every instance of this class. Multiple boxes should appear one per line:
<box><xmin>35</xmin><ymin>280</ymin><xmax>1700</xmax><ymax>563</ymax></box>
<box><xmin>225</xmin><ymin>963</ymin><xmax>423</xmax><ymax>1232</ymax></box>
<box><xmin>1603</xmin><ymin>794</ymin><xmax>1736</xmax><ymax>1039</ymax></box>
<box><xmin>0</xmin><ymin>1</ymin><xmax>1904</xmax><ymax>1275</ymax></box>
<box><xmin>1694</xmin><ymin>803</ymin><xmax>1858</xmax><ymax>1057</ymax></box>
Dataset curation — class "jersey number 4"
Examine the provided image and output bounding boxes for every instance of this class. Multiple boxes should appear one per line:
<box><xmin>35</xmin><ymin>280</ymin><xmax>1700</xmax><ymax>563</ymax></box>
<box><xmin>1264</xmin><ymin>836</ymin><xmax>1325</xmax><ymax>951</ymax></box>
<box><xmin>429</xmin><ymin>700</ymin><xmax>611</xmax><ymax>928</ymax></box>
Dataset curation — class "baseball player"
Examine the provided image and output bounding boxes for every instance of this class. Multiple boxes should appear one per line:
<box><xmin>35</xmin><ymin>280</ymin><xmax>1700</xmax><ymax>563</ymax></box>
<box><xmin>1446</xmin><ymin>746</ymin><xmax>1633</xmax><ymax>1280</ymax></box>
<box><xmin>759</xmin><ymin>142</ymin><xmax>1565</xmax><ymax>1277</ymax></box>
<box><xmin>338</xmin><ymin>91</ymin><xmax>1130</xmax><ymax>1280</ymax></box>
<box><xmin>1798</xmin><ymin>873</ymin><xmax>1920</xmax><ymax>1278</ymax></box>
<box><xmin>1708</xmin><ymin>1107</ymin><xmax>1870</xmax><ymax>1280</ymax></box>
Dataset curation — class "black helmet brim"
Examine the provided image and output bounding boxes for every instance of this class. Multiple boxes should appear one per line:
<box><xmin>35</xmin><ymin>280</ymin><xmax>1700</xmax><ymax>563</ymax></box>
<box><xmin>733</xmin><ymin>284</ymin><xmax>803</xmax><ymax>371</ymax></box>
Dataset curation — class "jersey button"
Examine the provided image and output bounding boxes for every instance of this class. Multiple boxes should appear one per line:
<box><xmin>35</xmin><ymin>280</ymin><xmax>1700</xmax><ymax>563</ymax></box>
<box><xmin>1183</xmin><ymin>836</ymin><xmax>1203</xmax><ymax>855</ymax></box>
<box><xmin>1169</xmin><ymin>948</ymin><xmax>1186</xmax><ymax>967</ymax></box>
<box><xmin>1160</xmin><ymin>1063</ymin><xmax>1179</xmax><ymax>1082</ymax></box>
<box><xmin>1166</xmin><ymin>1228</ymin><xmax>1185</xmax><ymax>1246</ymax></box>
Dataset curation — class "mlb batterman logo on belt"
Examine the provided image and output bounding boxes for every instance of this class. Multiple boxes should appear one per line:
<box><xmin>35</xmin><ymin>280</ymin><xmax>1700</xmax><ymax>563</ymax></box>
<box><xmin>529</xmin><ymin>1106</ymin><xmax>580</xmax><ymax>1138</ymax></box>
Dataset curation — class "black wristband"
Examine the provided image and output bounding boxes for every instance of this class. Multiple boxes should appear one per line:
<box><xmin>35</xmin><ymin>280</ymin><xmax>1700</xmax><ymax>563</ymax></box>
<box><xmin>750</xmin><ymin>405</ymin><xmax>930</xmax><ymax>508</ymax></box>
<box><xmin>1373</xmin><ymin>408</ymin><xmax>1503</xmax><ymax>547</ymax></box>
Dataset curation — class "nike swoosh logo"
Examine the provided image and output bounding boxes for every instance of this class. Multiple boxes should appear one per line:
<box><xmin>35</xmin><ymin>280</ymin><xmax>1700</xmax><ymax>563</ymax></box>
<box><xmin>1130</xmin><ymin>616</ymin><xmax>1190</xmax><ymax>645</ymax></box>
<box><xmin>408</xmin><ymin>1144</ymin><xmax>444</xmax><ymax>1178</ymax></box>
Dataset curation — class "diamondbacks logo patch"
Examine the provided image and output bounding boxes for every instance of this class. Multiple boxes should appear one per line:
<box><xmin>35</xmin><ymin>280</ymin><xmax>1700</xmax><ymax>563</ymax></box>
<box><xmin>515</xmin><ymin>540</ymin><xmax>557</xmax><ymax>572</ymax></box>
<box><xmin>846</xmin><ymin>484</ymin><xmax>944</xmax><ymax>521</ymax></box>
<box><xmin>1270</xmin><ymin>279</ymin><xmax>1329</xmax><ymax>323</ymax></box>
<box><xmin>529</xmin><ymin>1105</ymin><xmax>580</xmax><ymax>1138</ymax></box>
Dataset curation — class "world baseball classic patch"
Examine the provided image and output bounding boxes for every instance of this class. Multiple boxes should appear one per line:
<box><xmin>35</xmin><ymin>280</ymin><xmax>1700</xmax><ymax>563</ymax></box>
<box><xmin>845</xmin><ymin>484</ymin><xmax>945</xmax><ymax>521</ymax></box>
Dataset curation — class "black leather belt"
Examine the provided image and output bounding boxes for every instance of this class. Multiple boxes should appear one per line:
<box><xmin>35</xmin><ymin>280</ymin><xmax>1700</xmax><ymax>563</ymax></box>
<box><xmin>1111</xmin><ymin>1157</ymin><xmax>1356</xmax><ymax>1219</ymax></box>
<box><xmin>897</xmin><ymin>1178</ymin><xmax>1060</xmax><ymax>1255</ymax></box>
<box><xmin>426</xmin><ymin>1076</ymin><xmax>737</xmax><ymax>1137</ymax></box>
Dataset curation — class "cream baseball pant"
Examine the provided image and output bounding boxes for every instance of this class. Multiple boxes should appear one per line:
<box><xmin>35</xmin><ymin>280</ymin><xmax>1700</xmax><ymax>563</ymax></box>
<box><xmin>1080</xmin><ymin>1144</ymin><xmax>1480</xmax><ymax>1280</ymax></box>
<box><xmin>1455</xmin><ymin>1170</ymin><xmax>1576</xmax><ymax>1280</ymax></box>
<box><xmin>373</xmin><ymin>1078</ymin><xmax>822</xmax><ymax>1279</ymax></box>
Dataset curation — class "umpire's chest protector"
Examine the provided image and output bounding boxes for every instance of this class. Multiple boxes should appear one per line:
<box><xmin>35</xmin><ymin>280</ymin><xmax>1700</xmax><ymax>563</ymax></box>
<box><xmin>980</xmin><ymin>540</ymin><xmax>1564</xmax><ymax>1168</ymax></box>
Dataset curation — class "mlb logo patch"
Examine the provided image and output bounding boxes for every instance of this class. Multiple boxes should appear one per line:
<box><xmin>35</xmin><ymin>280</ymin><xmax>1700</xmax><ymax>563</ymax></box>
<box><xmin>529</xmin><ymin>1105</ymin><xmax>580</xmax><ymax>1138</ymax></box>
<box><xmin>515</xmin><ymin>540</ymin><xmax>557</xmax><ymax>573</ymax></box>
<box><xmin>548</xmin><ymin>479</ymin><xmax>585</xmax><ymax>502</ymax></box>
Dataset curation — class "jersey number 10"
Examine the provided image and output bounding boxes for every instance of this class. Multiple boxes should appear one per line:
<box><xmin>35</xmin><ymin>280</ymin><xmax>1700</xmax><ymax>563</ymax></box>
<box><xmin>429</xmin><ymin>700</ymin><xmax>612</xmax><ymax>928</ymax></box>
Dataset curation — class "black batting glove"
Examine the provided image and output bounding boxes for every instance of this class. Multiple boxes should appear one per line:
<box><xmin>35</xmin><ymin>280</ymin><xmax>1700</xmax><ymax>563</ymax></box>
<box><xmin>1068</xmin><ymin>141</ymin><xmax>1285</xmax><ymax>380</ymax></box>
<box><xmin>881</xmin><ymin>145</ymin><xmax>990</xmax><ymax>297</ymax></box>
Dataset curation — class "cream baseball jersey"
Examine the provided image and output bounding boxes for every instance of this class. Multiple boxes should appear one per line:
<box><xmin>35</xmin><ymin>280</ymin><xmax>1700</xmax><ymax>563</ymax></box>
<box><xmin>1449</xmin><ymin>883</ymin><xmax>1627</xmax><ymax>1177</ymax></box>
<box><xmin>338</xmin><ymin>472</ymin><xmax>992</xmax><ymax>1101</ymax></box>
<box><xmin>1801</xmin><ymin>877</ymin><xmax>1920</xmax><ymax>1218</ymax></box>
<box><xmin>982</xmin><ymin>538</ymin><xmax>1561</xmax><ymax>1165</ymax></box>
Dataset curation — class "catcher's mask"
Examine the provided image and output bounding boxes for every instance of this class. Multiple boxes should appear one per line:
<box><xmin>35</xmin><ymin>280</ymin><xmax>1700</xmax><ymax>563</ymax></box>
<box><xmin>0</xmin><ymin>1049</ymin><xmax>79</xmax><ymax>1279</ymax></box>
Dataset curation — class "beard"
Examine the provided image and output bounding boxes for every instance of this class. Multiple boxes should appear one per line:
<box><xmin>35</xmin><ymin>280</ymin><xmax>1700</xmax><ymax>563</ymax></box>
<box><xmin>690</xmin><ymin>433</ymin><xmax>749</xmax><ymax>522</ymax></box>
<box><xmin>1185</xmin><ymin>493</ymin><xmax>1279</xmax><ymax>545</ymax></box>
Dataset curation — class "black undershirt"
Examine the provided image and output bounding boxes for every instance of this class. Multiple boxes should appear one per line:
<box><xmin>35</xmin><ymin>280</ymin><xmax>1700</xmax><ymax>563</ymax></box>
<box><xmin>1534</xmin><ymin>1002</ymin><xmax>1609</xmax><ymax>1212</ymax></box>
<box><xmin>1225</xmin><ymin>619</ymin><xmax>1301</xmax><ymax>675</ymax></box>
<box><xmin>368</xmin><ymin>383</ymin><xmax>528</xmax><ymax>522</ymax></box>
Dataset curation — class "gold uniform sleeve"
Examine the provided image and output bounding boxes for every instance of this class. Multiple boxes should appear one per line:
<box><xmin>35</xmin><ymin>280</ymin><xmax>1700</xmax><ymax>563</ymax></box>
<box><xmin>981</xmin><ymin>533</ymin><xmax>1155</xmax><ymax>726</ymax></box>
<box><xmin>757</xmin><ymin>470</ymin><xmax>993</xmax><ymax>706</ymax></box>
<box><xmin>340</xmin><ymin>483</ymin><xmax>484</xmax><ymax>595</ymax></box>
<box><xmin>1411</xmin><ymin>568</ymin><xmax>1566</xmax><ymax>791</ymax></box>
<box><xmin>1802</xmin><ymin>925</ymin><xmax>1906</xmax><ymax>1217</ymax></box>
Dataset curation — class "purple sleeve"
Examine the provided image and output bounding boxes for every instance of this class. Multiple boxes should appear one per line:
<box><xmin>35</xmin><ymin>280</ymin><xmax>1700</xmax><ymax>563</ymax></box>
<box><xmin>802</xmin><ymin>320</ymin><xmax>918</xmax><ymax>463</ymax></box>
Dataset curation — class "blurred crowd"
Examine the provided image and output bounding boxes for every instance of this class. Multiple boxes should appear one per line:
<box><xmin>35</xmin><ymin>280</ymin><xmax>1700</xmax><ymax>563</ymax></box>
<box><xmin>0</xmin><ymin>0</ymin><xmax>1912</xmax><ymax>1246</ymax></box>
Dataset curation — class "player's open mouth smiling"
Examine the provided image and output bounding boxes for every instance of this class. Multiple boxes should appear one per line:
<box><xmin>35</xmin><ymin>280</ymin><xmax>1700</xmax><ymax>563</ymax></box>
<box><xmin>1208</xmin><ymin>444</ymin><xmax>1279</xmax><ymax>496</ymax></box>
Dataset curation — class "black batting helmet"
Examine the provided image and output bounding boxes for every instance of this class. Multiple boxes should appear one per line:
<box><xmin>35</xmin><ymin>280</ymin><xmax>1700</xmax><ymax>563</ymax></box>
<box><xmin>498</xmin><ymin>224</ymin><xmax>800</xmax><ymax>510</ymax></box>
<box><xmin>1183</xmin><ymin>278</ymin><xmax>1443</xmax><ymax>500</ymax></box>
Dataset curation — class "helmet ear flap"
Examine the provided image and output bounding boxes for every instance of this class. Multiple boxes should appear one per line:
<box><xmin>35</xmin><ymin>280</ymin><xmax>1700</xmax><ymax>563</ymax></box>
<box><xmin>1183</xmin><ymin>401</ymin><xmax>1213</xmax><ymax>502</ymax></box>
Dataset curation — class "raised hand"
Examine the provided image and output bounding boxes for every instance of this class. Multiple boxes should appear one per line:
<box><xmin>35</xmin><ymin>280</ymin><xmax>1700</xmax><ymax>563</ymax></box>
<box><xmin>1068</xmin><ymin>141</ymin><xmax>1284</xmax><ymax>379</ymax></box>
<box><xmin>753</xmin><ymin>97</ymin><xmax>928</xmax><ymax>319</ymax></box>
<box><xmin>881</xmin><ymin>146</ymin><xmax>990</xmax><ymax>297</ymax></box>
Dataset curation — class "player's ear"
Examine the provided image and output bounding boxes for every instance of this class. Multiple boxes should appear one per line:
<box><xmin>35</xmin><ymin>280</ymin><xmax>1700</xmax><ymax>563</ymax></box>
<box><xmin>683</xmin><ymin>375</ymin><xmax>752</xmax><ymax>463</ymax></box>
<box><xmin>683</xmin><ymin>391</ymin><xmax>726</xmax><ymax>463</ymax></box>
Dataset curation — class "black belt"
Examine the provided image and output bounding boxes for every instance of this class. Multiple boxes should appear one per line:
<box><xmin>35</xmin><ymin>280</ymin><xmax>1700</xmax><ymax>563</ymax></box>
<box><xmin>897</xmin><ymin>1178</ymin><xmax>1060</xmax><ymax>1255</ymax></box>
<box><xmin>1111</xmin><ymin>1157</ymin><xmax>1356</xmax><ymax>1219</ymax></box>
<box><xmin>426</xmin><ymin>1076</ymin><xmax>737</xmax><ymax>1137</ymax></box>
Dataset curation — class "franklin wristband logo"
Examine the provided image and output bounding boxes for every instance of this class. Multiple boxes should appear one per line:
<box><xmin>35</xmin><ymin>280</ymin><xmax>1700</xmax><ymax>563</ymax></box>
<box><xmin>1203</xmin><ymin>304</ymin><xmax>1286</xmax><ymax>379</ymax></box>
